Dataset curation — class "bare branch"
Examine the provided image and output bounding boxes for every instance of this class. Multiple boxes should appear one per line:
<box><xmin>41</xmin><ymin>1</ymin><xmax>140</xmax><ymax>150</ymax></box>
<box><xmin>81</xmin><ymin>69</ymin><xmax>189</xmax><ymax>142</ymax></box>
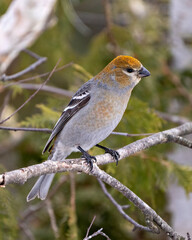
<box><xmin>84</xmin><ymin>216</ymin><xmax>111</xmax><ymax>240</ymax></box>
<box><xmin>166</xmin><ymin>134</ymin><xmax>192</xmax><ymax>148</ymax></box>
<box><xmin>0</xmin><ymin>59</ymin><xmax>60</xmax><ymax>125</ymax></box>
<box><xmin>0</xmin><ymin>125</ymin><xmax>153</xmax><ymax>138</ymax></box>
<box><xmin>0</xmin><ymin>126</ymin><xmax>52</xmax><ymax>133</ymax></box>
<box><xmin>90</xmin><ymin>165</ymin><xmax>183</xmax><ymax>239</ymax></box>
<box><xmin>1</xmin><ymin>122</ymin><xmax>192</xmax><ymax>239</ymax></box>
<box><xmin>46</xmin><ymin>199</ymin><xmax>59</xmax><ymax>239</ymax></box>
<box><xmin>111</xmin><ymin>132</ymin><xmax>153</xmax><ymax>137</ymax></box>
<box><xmin>16</xmin><ymin>83</ymin><xmax>74</xmax><ymax>97</ymax></box>
<box><xmin>19</xmin><ymin>222</ymin><xmax>35</xmax><ymax>240</ymax></box>
<box><xmin>85</xmin><ymin>216</ymin><xmax>96</xmax><ymax>238</ymax></box>
<box><xmin>0</xmin><ymin>0</ymin><xmax>57</xmax><ymax>73</ymax></box>
<box><xmin>98</xmin><ymin>179</ymin><xmax>154</xmax><ymax>233</ymax></box>
<box><xmin>84</xmin><ymin>228</ymin><xmax>111</xmax><ymax>240</ymax></box>
<box><xmin>0</xmin><ymin>50</ymin><xmax>47</xmax><ymax>82</ymax></box>
<box><xmin>3</xmin><ymin>62</ymin><xmax>73</xmax><ymax>89</ymax></box>
<box><xmin>1</xmin><ymin>122</ymin><xmax>192</xmax><ymax>186</ymax></box>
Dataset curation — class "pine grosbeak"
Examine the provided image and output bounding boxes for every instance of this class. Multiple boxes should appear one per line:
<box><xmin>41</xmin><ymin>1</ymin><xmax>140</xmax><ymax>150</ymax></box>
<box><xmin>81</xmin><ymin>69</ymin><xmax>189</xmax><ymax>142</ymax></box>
<box><xmin>27</xmin><ymin>55</ymin><xmax>150</xmax><ymax>201</ymax></box>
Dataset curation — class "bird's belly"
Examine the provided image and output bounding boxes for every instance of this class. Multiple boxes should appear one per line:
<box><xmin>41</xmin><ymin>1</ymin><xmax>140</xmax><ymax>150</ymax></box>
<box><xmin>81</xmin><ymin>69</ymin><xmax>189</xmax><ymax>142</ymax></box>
<box><xmin>58</xmin><ymin>94</ymin><xmax>129</xmax><ymax>151</ymax></box>
<box><xmin>59</xmin><ymin>117</ymin><xmax>121</xmax><ymax>151</ymax></box>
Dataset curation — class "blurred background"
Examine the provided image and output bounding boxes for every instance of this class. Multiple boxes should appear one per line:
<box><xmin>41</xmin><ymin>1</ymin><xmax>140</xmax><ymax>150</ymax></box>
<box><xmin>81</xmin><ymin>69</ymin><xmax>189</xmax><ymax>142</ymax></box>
<box><xmin>0</xmin><ymin>0</ymin><xmax>192</xmax><ymax>239</ymax></box>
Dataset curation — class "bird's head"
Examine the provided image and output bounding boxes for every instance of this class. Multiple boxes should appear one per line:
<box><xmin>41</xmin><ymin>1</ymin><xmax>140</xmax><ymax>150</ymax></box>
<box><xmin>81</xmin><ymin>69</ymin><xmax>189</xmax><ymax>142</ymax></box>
<box><xmin>96</xmin><ymin>55</ymin><xmax>150</xmax><ymax>89</ymax></box>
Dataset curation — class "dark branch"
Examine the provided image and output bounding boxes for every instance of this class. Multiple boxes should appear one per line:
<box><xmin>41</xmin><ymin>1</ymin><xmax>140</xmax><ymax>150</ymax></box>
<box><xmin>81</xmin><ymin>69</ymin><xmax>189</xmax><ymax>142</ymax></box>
<box><xmin>0</xmin><ymin>49</ymin><xmax>47</xmax><ymax>82</ymax></box>
<box><xmin>98</xmin><ymin>179</ymin><xmax>154</xmax><ymax>232</ymax></box>
<box><xmin>0</xmin><ymin>59</ymin><xmax>60</xmax><ymax>125</ymax></box>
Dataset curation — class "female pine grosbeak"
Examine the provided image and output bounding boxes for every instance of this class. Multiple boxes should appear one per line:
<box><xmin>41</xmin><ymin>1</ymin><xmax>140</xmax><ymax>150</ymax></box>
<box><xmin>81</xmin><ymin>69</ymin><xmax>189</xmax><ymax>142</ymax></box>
<box><xmin>27</xmin><ymin>55</ymin><xmax>150</xmax><ymax>201</ymax></box>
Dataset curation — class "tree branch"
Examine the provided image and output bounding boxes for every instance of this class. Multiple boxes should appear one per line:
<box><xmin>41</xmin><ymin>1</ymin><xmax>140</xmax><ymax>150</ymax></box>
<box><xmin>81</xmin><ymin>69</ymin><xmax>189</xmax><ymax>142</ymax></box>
<box><xmin>97</xmin><ymin>179</ymin><xmax>154</xmax><ymax>233</ymax></box>
<box><xmin>46</xmin><ymin>199</ymin><xmax>59</xmax><ymax>239</ymax></box>
<box><xmin>0</xmin><ymin>0</ymin><xmax>57</xmax><ymax>73</ymax></box>
<box><xmin>15</xmin><ymin>83</ymin><xmax>74</xmax><ymax>97</ymax></box>
<box><xmin>0</xmin><ymin>50</ymin><xmax>47</xmax><ymax>82</ymax></box>
<box><xmin>85</xmin><ymin>216</ymin><xmax>96</xmax><ymax>238</ymax></box>
<box><xmin>1</xmin><ymin>122</ymin><xmax>192</xmax><ymax>239</ymax></box>
<box><xmin>90</xmin><ymin>166</ymin><xmax>183</xmax><ymax>239</ymax></box>
<box><xmin>3</xmin><ymin>62</ymin><xmax>73</xmax><ymax>89</ymax></box>
<box><xmin>0</xmin><ymin>125</ymin><xmax>154</xmax><ymax>138</ymax></box>
<box><xmin>84</xmin><ymin>216</ymin><xmax>111</xmax><ymax>240</ymax></box>
<box><xmin>0</xmin><ymin>126</ymin><xmax>52</xmax><ymax>133</ymax></box>
<box><xmin>0</xmin><ymin>59</ymin><xmax>60</xmax><ymax>125</ymax></box>
<box><xmin>1</xmin><ymin>122</ymin><xmax>192</xmax><ymax>186</ymax></box>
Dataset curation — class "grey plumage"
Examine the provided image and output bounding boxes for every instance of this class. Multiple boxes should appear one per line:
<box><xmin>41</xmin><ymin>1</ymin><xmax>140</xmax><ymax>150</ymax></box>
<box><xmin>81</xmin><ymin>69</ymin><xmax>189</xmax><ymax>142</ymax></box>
<box><xmin>27</xmin><ymin>173</ymin><xmax>55</xmax><ymax>201</ymax></box>
<box><xmin>27</xmin><ymin>55</ymin><xmax>150</xmax><ymax>202</ymax></box>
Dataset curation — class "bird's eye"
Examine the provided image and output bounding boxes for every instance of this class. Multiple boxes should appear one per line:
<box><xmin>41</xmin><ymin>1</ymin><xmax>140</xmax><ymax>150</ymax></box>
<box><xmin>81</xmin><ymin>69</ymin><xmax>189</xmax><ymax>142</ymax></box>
<box><xmin>126</xmin><ymin>68</ymin><xmax>134</xmax><ymax>73</ymax></box>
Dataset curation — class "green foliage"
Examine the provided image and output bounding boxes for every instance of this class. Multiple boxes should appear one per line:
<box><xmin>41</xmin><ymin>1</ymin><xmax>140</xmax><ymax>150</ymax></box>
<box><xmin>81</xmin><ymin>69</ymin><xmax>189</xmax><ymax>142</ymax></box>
<box><xmin>0</xmin><ymin>166</ymin><xmax>18</xmax><ymax>240</ymax></box>
<box><xmin>20</xmin><ymin>104</ymin><xmax>60</xmax><ymax>128</ymax></box>
<box><xmin>10</xmin><ymin>85</ymin><xmax>23</xmax><ymax>99</ymax></box>
<box><xmin>1</xmin><ymin>0</ymin><xmax>192</xmax><ymax>239</ymax></box>
<box><xmin>123</xmin><ymin>97</ymin><xmax>163</xmax><ymax>133</ymax></box>
<box><xmin>171</xmin><ymin>163</ymin><xmax>192</xmax><ymax>194</ymax></box>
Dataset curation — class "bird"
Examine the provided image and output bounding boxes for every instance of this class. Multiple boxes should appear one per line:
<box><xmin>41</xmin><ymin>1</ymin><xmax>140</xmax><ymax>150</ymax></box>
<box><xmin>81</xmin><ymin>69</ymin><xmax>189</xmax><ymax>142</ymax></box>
<box><xmin>27</xmin><ymin>55</ymin><xmax>150</xmax><ymax>201</ymax></box>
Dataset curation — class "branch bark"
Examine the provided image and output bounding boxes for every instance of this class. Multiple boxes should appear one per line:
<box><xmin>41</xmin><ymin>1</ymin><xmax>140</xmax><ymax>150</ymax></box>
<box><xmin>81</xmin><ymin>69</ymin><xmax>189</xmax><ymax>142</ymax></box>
<box><xmin>1</xmin><ymin>122</ymin><xmax>192</xmax><ymax>239</ymax></box>
<box><xmin>1</xmin><ymin>122</ymin><xmax>192</xmax><ymax>186</ymax></box>
<box><xmin>0</xmin><ymin>59</ymin><xmax>60</xmax><ymax>125</ymax></box>
<box><xmin>0</xmin><ymin>0</ymin><xmax>57</xmax><ymax>74</ymax></box>
<box><xmin>0</xmin><ymin>50</ymin><xmax>47</xmax><ymax>82</ymax></box>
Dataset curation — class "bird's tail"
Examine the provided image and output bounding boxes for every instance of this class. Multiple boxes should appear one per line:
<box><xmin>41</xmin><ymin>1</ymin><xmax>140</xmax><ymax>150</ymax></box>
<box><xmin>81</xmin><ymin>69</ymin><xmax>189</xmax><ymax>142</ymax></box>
<box><xmin>27</xmin><ymin>173</ymin><xmax>55</xmax><ymax>202</ymax></box>
<box><xmin>27</xmin><ymin>147</ymin><xmax>72</xmax><ymax>202</ymax></box>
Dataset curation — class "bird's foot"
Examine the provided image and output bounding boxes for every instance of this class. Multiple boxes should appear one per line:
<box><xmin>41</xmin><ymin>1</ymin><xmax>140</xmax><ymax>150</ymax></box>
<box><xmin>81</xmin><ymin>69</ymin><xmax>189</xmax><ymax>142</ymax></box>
<box><xmin>77</xmin><ymin>146</ymin><xmax>96</xmax><ymax>171</ymax></box>
<box><xmin>96</xmin><ymin>144</ymin><xmax>120</xmax><ymax>166</ymax></box>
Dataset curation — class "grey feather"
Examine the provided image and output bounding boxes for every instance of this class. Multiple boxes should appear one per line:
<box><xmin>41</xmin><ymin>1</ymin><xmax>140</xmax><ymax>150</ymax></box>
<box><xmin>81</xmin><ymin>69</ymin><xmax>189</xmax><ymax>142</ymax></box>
<box><xmin>26</xmin><ymin>173</ymin><xmax>55</xmax><ymax>201</ymax></box>
<box><xmin>42</xmin><ymin>81</ymin><xmax>92</xmax><ymax>154</ymax></box>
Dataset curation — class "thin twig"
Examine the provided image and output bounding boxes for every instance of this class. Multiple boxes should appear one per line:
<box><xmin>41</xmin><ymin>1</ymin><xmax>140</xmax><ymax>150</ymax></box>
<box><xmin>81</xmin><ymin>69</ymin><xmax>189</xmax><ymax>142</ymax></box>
<box><xmin>4</xmin><ymin>62</ymin><xmax>73</xmax><ymax>88</ymax></box>
<box><xmin>46</xmin><ymin>199</ymin><xmax>59</xmax><ymax>239</ymax></box>
<box><xmin>98</xmin><ymin>179</ymin><xmax>155</xmax><ymax>233</ymax></box>
<box><xmin>84</xmin><ymin>228</ymin><xmax>111</xmax><ymax>240</ymax></box>
<box><xmin>16</xmin><ymin>83</ymin><xmax>74</xmax><ymax>97</ymax></box>
<box><xmin>0</xmin><ymin>126</ymin><xmax>52</xmax><ymax>133</ymax></box>
<box><xmin>90</xmin><ymin>165</ymin><xmax>183</xmax><ymax>240</ymax></box>
<box><xmin>68</xmin><ymin>172</ymin><xmax>78</xmax><ymax>239</ymax></box>
<box><xmin>0</xmin><ymin>126</ymin><xmax>154</xmax><ymax>138</ymax></box>
<box><xmin>85</xmin><ymin>216</ymin><xmax>96</xmax><ymax>238</ymax></box>
<box><xmin>2</xmin><ymin>122</ymin><xmax>192</xmax><ymax>239</ymax></box>
<box><xmin>0</xmin><ymin>59</ymin><xmax>60</xmax><ymax>125</ymax></box>
<box><xmin>19</xmin><ymin>222</ymin><xmax>35</xmax><ymax>240</ymax></box>
<box><xmin>112</xmin><ymin>132</ymin><xmax>153</xmax><ymax>137</ymax></box>
<box><xmin>0</xmin><ymin>49</ymin><xmax>47</xmax><ymax>82</ymax></box>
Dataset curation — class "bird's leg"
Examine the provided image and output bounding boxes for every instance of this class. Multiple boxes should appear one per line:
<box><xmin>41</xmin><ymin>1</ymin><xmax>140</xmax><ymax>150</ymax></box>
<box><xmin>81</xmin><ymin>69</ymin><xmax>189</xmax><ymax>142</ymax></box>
<box><xmin>77</xmin><ymin>146</ymin><xmax>96</xmax><ymax>171</ymax></box>
<box><xmin>95</xmin><ymin>144</ymin><xmax>120</xmax><ymax>166</ymax></box>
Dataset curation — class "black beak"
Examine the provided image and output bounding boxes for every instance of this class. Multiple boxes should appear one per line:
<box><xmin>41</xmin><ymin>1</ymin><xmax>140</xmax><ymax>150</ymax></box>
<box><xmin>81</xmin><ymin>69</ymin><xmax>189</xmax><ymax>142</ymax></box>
<box><xmin>138</xmin><ymin>67</ymin><xmax>150</xmax><ymax>78</ymax></box>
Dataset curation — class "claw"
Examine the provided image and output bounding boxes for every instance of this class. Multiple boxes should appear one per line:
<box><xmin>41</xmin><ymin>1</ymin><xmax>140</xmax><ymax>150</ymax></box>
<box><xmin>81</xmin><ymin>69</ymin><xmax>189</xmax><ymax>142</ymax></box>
<box><xmin>78</xmin><ymin>146</ymin><xmax>96</xmax><ymax>171</ymax></box>
<box><xmin>96</xmin><ymin>144</ymin><xmax>120</xmax><ymax>165</ymax></box>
